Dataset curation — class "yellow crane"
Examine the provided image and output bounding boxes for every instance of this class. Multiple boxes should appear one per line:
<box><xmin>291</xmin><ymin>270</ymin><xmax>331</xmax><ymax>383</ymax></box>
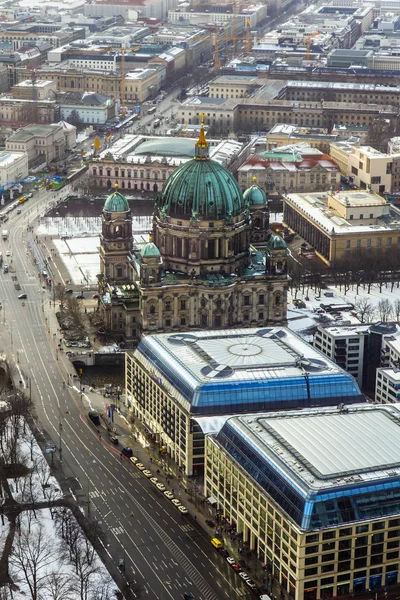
<box><xmin>305</xmin><ymin>32</ymin><xmax>320</xmax><ymax>61</ymax></box>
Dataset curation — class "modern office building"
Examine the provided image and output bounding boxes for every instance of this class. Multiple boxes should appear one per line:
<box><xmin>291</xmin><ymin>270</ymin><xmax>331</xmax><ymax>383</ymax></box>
<box><xmin>314</xmin><ymin>322</ymin><xmax>399</xmax><ymax>393</ymax></box>
<box><xmin>204</xmin><ymin>403</ymin><xmax>400</xmax><ymax>600</ymax></box>
<box><xmin>126</xmin><ymin>327</ymin><xmax>364</xmax><ymax>476</ymax></box>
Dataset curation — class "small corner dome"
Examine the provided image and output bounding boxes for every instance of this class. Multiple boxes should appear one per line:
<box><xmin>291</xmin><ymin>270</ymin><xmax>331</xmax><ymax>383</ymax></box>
<box><xmin>243</xmin><ymin>183</ymin><xmax>266</xmax><ymax>206</ymax></box>
<box><xmin>103</xmin><ymin>189</ymin><xmax>130</xmax><ymax>213</ymax></box>
<box><xmin>267</xmin><ymin>234</ymin><xmax>287</xmax><ymax>251</ymax></box>
<box><xmin>142</xmin><ymin>242</ymin><xmax>161</xmax><ymax>258</ymax></box>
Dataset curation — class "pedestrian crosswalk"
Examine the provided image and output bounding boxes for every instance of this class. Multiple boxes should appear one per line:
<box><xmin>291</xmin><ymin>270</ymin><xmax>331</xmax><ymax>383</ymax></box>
<box><xmin>111</xmin><ymin>526</ymin><xmax>124</xmax><ymax>535</ymax></box>
<box><xmin>89</xmin><ymin>490</ymin><xmax>102</xmax><ymax>499</ymax></box>
<box><xmin>179</xmin><ymin>524</ymin><xmax>194</xmax><ymax>532</ymax></box>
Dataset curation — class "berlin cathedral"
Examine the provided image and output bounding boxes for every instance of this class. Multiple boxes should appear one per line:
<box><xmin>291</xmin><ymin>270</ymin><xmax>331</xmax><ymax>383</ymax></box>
<box><xmin>99</xmin><ymin>126</ymin><xmax>290</xmax><ymax>347</ymax></box>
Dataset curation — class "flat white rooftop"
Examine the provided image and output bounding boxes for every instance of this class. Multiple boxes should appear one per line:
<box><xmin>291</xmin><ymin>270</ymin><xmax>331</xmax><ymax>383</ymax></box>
<box><xmin>266</xmin><ymin>410</ymin><xmax>400</xmax><ymax>476</ymax></box>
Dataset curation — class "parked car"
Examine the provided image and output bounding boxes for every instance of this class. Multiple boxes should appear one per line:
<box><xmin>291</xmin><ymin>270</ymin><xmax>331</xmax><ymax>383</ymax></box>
<box><xmin>136</xmin><ymin>463</ymin><xmax>146</xmax><ymax>470</ymax></box>
<box><xmin>156</xmin><ymin>482</ymin><xmax>166</xmax><ymax>492</ymax></box>
<box><xmin>178</xmin><ymin>505</ymin><xmax>188</xmax><ymax>514</ymax></box>
<box><xmin>130</xmin><ymin>456</ymin><xmax>139</xmax><ymax>464</ymax></box>
<box><xmin>142</xmin><ymin>470</ymin><xmax>152</xmax><ymax>477</ymax></box>
<box><xmin>164</xmin><ymin>491</ymin><xmax>174</xmax><ymax>500</ymax></box>
<box><xmin>121</xmin><ymin>447</ymin><xmax>133</xmax><ymax>458</ymax></box>
<box><xmin>171</xmin><ymin>498</ymin><xmax>181</xmax><ymax>507</ymax></box>
<box><xmin>18</xmin><ymin>293</ymin><xmax>27</xmax><ymax>299</ymax></box>
<box><xmin>109</xmin><ymin>436</ymin><xmax>119</xmax><ymax>445</ymax></box>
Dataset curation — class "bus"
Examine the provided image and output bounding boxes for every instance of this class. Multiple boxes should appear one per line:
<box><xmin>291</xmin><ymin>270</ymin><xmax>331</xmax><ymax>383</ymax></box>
<box><xmin>147</xmin><ymin>106</ymin><xmax>157</xmax><ymax>115</ymax></box>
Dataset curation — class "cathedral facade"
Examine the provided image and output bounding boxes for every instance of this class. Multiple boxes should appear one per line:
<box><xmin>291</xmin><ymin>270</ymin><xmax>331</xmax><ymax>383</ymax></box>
<box><xmin>99</xmin><ymin>128</ymin><xmax>290</xmax><ymax>347</ymax></box>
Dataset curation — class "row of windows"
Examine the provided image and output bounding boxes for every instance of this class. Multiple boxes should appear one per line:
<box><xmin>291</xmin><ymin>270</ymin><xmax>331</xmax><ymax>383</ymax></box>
<box><xmin>345</xmin><ymin>236</ymin><xmax>400</xmax><ymax>249</ymax></box>
<box><xmin>92</xmin><ymin>167</ymin><xmax>169</xmax><ymax>179</ymax></box>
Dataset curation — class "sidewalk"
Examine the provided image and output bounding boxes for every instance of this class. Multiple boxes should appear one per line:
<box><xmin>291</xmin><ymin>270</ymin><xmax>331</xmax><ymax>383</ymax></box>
<box><xmin>39</xmin><ymin>298</ymin><xmax>274</xmax><ymax>596</ymax></box>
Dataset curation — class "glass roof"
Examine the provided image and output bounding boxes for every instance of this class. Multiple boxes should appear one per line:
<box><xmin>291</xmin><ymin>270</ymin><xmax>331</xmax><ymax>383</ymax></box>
<box><xmin>215</xmin><ymin>404</ymin><xmax>400</xmax><ymax>530</ymax></box>
<box><xmin>134</xmin><ymin>328</ymin><xmax>363</xmax><ymax>415</ymax></box>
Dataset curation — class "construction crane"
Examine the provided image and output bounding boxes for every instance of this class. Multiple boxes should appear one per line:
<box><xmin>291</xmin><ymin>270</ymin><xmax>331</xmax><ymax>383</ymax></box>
<box><xmin>305</xmin><ymin>32</ymin><xmax>320</xmax><ymax>61</ymax></box>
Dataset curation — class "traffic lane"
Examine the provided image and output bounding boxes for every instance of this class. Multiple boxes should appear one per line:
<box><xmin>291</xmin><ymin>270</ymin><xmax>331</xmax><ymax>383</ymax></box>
<box><xmin>68</xmin><ymin>420</ymin><xmax>248</xmax><ymax>599</ymax></box>
<box><xmin>58</xmin><ymin>420</ymin><xmax>220</xmax><ymax>600</ymax></box>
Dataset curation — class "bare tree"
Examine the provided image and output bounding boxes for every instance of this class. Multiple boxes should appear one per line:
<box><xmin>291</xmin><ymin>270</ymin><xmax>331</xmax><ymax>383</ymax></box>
<box><xmin>9</xmin><ymin>522</ymin><xmax>58</xmax><ymax>600</ymax></box>
<box><xmin>377</xmin><ymin>298</ymin><xmax>393</xmax><ymax>322</ymax></box>
<box><xmin>355</xmin><ymin>298</ymin><xmax>375</xmax><ymax>324</ymax></box>
<box><xmin>366</xmin><ymin>117</ymin><xmax>395</xmax><ymax>152</ymax></box>
<box><xmin>55</xmin><ymin>285</ymin><xmax>68</xmax><ymax>313</ymax></box>
<box><xmin>394</xmin><ymin>299</ymin><xmax>400</xmax><ymax>321</ymax></box>
<box><xmin>43</xmin><ymin>571</ymin><xmax>77</xmax><ymax>600</ymax></box>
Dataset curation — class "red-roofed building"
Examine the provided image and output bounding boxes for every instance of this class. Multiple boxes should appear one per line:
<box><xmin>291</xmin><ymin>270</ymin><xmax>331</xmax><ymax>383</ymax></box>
<box><xmin>238</xmin><ymin>146</ymin><xmax>341</xmax><ymax>196</ymax></box>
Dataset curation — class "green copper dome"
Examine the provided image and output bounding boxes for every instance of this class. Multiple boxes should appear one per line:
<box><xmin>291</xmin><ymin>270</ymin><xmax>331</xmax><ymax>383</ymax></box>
<box><xmin>243</xmin><ymin>183</ymin><xmax>266</xmax><ymax>206</ymax></box>
<box><xmin>267</xmin><ymin>234</ymin><xmax>288</xmax><ymax>251</ymax></box>
<box><xmin>159</xmin><ymin>126</ymin><xmax>244</xmax><ymax>220</ymax></box>
<box><xmin>104</xmin><ymin>189</ymin><xmax>130</xmax><ymax>213</ymax></box>
<box><xmin>142</xmin><ymin>242</ymin><xmax>161</xmax><ymax>258</ymax></box>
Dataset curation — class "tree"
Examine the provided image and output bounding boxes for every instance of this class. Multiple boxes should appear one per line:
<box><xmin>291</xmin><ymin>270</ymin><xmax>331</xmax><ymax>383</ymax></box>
<box><xmin>366</xmin><ymin>118</ymin><xmax>395</xmax><ymax>152</ymax></box>
<box><xmin>66</xmin><ymin>110</ymin><xmax>81</xmax><ymax>128</ymax></box>
<box><xmin>354</xmin><ymin>298</ymin><xmax>375</xmax><ymax>324</ymax></box>
<box><xmin>394</xmin><ymin>299</ymin><xmax>400</xmax><ymax>321</ymax></box>
<box><xmin>377</xmin><ymin>298</ymin><xmax>392</xmax><ymax>322</ymax></box>
<box><xmin>43</xmin><ymin>572</ymin><xmax>77</xmax><ymax>600</ymax></box>
<box><xmin>9</xmin><ymin>522</ymin><xmax>58</xmax><ymax>600</ymax></box>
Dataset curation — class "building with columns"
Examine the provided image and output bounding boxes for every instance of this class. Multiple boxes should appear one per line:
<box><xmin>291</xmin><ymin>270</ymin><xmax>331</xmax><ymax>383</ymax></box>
<box><xmin>98</xmin><ymin>126</ymin><xmax>289</xmax><ymax>346</ymax></box>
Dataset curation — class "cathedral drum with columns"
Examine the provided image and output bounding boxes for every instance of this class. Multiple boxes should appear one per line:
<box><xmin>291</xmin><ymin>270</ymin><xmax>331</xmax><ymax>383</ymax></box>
<box><xmin>99</xmin><ymin>125</ymin><xmax>290</xmax><ymax>347</ymax></box>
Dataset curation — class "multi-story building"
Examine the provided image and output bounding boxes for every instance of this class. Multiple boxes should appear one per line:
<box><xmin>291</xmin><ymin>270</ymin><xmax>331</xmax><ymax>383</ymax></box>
<box><xmin>205</xmin><ymin>402</ymin><xmax>400</xmax><ymax>600</ymax></box>
<box><xmin>10</xmin><ymin>79</ymin><xmax>57</xmax><ymax>101</ymax></box>
<box><xmin>329</xmin><ymin>139</ymin><xmax>362</xmax><ymax>176</ymax></box>
<box><xmin>281</xmin><ymin>80</ymin><xmax>400</xmax><ymax>107</ymax></box>
<box><xmin>0</xmin><ymin>97</ymin><xmax>58</xmax><ymax>128</ymax></box>
<box><xmin>283</xmin><ymin>189</ymin><xmax>400</xmax><ymax>265</ymax></box>
<box><xmin>0</xmin><ymin>150</ymin><xmax>28</xmax><ymax>188</ymax></box>
<box><xmin>89</xmin><ymin>134</ymin><xmax>244</xmax><ymax>193</ymax></box>
<box><xmin>313</xmin><ymin>322</ymin><xmax>399</xmax><ymax>392</ymax></box>
<box><xmin>376</xmin><ymin>329</ymin><xmax>400</xmax><ymax>403</ymax></box>
<box><xmin>18</xmin><ymin>65</ymin><xmax>162</xmax><ymax>104</ymax></box>
<box><xmin>98</xmin><ymin>127</ymin><xmax>290</xmax><ymax>347</ymax></box>
<box><xmin>209</xmin><ymin>75</ymin><xmax>262</xmax><ymax>99</ymax></box>
<box><xmin>266</xmin><ymin>124</ymin><xmax>343</xmax><ymax>155</ymax></box>
<box><xmin>58</xmin><ymin>91</ymin><xmax>116</xmax><ymax>125</ymax></box>
<box><xmin>6</xmin><ymin>123</ymin><xmax>67</xmax><ymax>167</ymax></box>
<box><xmin>178</xmin><ymin>96</ymin><xmax>399</xmax><ymax>135</ymax></box>
<box><xmin>126</xmin><ymin>327</ymin><xmax>364</xmax><ymax>476</ymax></box>
<box><xmin>238</xmin><ymin>147</ymin><xmax>340</xmax><ymax>195</ymax></box>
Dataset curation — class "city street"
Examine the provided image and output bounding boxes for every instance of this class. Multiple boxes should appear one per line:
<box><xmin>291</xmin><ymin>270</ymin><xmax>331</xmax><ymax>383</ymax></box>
<box><xmin>0</xmin><ymin>185</ymin><xmax>253</xmax><ymax>600</ymax></box>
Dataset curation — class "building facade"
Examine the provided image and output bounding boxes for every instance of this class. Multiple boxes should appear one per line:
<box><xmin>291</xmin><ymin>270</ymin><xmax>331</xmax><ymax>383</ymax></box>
<box><xmin>6</xmin><ymin>124</ymin><xmax>66</xmax><ymax>166</ymax></box>
<box><xmin>205</xmin><ymin>403</ymin><xmax>400</xmax><ymax>600</ymax></box>
<box><xmin>283</xmin><ymin>189</ymin><xmax>400</xmax><ymax>265</ymax></box>
<box><xmin>58</xmin><ymin>91</ymin><xmax>116</xmax><ymax>125</ymax></box>
<box><xmin>238</xmin><ymin>150</ymin><xmax>340</xmax><ymax>195</ymax></box>
<box><xmin>0</xmin><ymin>150</ymin><xmax>28</xmax><ymax>187</ymax></box>
<box><xmin>126</xmin><ymin>327</ymin><xmax>363</xmax><ymax>476</ymax></box>
<box><xmin>98</xmin><ymin>127</ymin><xmax>290</xmax><ymax>347</ymax></box>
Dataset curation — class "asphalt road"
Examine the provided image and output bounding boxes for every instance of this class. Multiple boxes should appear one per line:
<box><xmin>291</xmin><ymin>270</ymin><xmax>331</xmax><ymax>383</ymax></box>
<box><xmin>0</xmin><ymin>185</ymin><xmax>253</xmax><ymax>600</ymax></box>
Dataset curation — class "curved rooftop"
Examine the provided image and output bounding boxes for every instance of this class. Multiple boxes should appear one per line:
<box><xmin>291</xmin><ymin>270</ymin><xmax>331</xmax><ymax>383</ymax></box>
<box><xmin>134</xmin><ymin>138</ymin><xmax>197</xmax><ymax>158</ymax></box>
<box><xmin>141</xmin><ymin>241</ymin><xmax>161</xmax><ymax>258</ymax></box>
<box><xmin>267</xmin><ymin>234</ymin><xmax>288</xmax><ymax>251</ymax></box>
<box><xmin>216</xmin><ymin>404</ymin><xmax>400</xmax><ymax>530</ymax></box>
<box><xmin>243</xmin><ymin>181</ymin><xmax>267</xmax><ymax>206</ymax></box>
<box><xmin>134</xmin><ymin>328</ymin><xmax>363</xmax><ymax>415</ymax></box>
<box><xmin>103</xmin><ymin>188</ymin><xmax>130</xmax><ymax>213</ymax></box>
<box><xmin>158</xmin><ymin>125</ymin><xmax>244</xmax><ymax>221</ymax></box>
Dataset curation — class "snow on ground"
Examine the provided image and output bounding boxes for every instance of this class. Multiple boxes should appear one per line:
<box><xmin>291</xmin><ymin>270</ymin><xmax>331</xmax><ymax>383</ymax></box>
<box><xmin>7</xmin><ymin>426</ymin><xmax>63</xmax><ymax>504</ymax></box>
<box><xmin>2</xmin><ymin>420</ymin><xmax>118</xmax><ymax>600</ymax></box>
<box><xmin>8</xmin><ymin>507</ymin><xmax>118</xmax><ymax>600</ymax></box>
<box><xmin>288</xmin><ymin>280</ymin><xmax>400</xmax><ymax>340</ymax></box>
<box><xmin>52</xmin><ymin>236</ymin><xmax>100</xmax><ymax>285</ymax></box>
